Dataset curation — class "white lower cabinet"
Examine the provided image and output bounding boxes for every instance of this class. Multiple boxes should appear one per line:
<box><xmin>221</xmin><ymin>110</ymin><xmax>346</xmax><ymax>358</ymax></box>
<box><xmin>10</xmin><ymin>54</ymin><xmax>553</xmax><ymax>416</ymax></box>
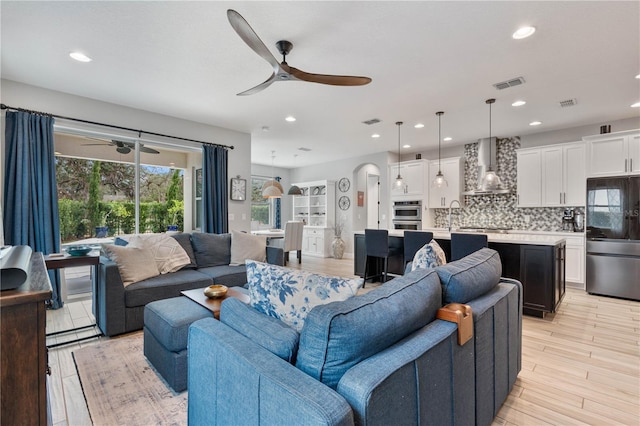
<box><xmin>564</xmin><ymin>235</ymin><xmax>585</xmax><ymax>285</ymax></box>
<box><xmin>303</xmin><ymin>228</ymin><xmax>333</xmax><ymax>257</ymax></box>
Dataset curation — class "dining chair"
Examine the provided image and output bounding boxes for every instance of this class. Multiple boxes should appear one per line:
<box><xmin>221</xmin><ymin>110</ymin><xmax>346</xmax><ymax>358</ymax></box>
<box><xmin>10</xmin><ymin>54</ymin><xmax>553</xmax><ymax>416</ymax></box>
<box><xmin>363</xmin><ymin>229</ymin><xmax>400</xmax><ymax>284</ymax></box>
<box><xmin>271</xmin><ymin>221</ymin><xmax>304</xmax><ymax>265</ymax></box>
<box><xmin>450</xmin><ymin>233</ymin><xmax>488</xmax><ymax>261</ymax></box>
<box><xmin>403</xmin><ymin>231</ymin><xmax>434</xmax><ymax>266</ymax></box>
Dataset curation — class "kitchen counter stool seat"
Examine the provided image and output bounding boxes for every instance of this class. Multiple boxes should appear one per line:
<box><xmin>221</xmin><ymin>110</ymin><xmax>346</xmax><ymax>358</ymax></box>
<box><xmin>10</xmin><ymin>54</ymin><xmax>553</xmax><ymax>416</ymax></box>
<box><xmin>363</xmin><ymin>229</ymin><xmax>400</xmax><ymax>284</ymax></box>
<box><xmin>451</xmin><ymin>233</ymin><xmax>488</xmax><ymax>261</ymax></box>
<box><xmin>403</xmin><ymin>231</ymin><xmax>434</xmax><ymax>265</ymax></box>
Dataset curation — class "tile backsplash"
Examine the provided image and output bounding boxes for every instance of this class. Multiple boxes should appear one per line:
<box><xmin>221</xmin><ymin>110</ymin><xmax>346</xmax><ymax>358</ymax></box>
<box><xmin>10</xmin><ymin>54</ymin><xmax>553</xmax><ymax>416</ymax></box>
<box><xmin>432</xmin><ymin>136</ymin><xmax>585</xmax><ymax>232</ymax></box>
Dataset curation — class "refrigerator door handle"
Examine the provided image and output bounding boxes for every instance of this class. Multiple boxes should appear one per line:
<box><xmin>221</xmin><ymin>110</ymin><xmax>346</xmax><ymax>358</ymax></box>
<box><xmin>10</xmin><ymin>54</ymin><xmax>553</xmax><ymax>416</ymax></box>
<box><xmin>625</xmin><ymin>158</ymin><xmax>628</xmax><ymax>172</ymax></box>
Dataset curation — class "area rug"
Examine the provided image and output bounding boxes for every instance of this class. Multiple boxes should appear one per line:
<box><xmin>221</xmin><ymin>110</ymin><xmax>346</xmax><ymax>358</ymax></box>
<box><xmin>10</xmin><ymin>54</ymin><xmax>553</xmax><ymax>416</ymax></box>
<box><xmin>73</xmin><ymin>332</ymin><xmax>187</xmax><ymax>425</ymax></box>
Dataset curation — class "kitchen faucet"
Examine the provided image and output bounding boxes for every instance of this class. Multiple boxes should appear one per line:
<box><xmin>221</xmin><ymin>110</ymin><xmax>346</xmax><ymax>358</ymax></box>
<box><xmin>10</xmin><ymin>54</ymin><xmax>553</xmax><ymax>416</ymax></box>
<box><xmin>448</xmin><ymin>199</ymin><xmax>462</xmax><ymax>232</ymax></box>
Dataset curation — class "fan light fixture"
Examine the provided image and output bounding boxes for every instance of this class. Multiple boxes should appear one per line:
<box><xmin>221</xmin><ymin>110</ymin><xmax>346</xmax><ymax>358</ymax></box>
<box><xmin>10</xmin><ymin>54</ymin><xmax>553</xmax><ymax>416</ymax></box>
<box><xmin>432</xmin><ymin>111</ymin><xmax>448</xmax><ymax>188</ymax></box>
<box><xmin>288</xmin><ymin>154</ymin><xmax>303</xmax><ymax>195</ymax></box>
<box><xmin>395</xmin><ymin>122</ymin><xmax>404</xmax><ymax>188</ymax></box>
<box><xmin>262</xmin><ymin>151</ymin><xmax>283</xmax><ymax>198</ymax></box>
<box><xmin>480</xmin><ymin>99</ymin><xmax>503</xmax><ymax>191</ymax></box>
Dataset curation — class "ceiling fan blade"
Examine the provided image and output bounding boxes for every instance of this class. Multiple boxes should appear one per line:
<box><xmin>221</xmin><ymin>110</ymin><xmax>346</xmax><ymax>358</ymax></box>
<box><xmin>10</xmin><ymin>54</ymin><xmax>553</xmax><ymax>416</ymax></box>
<box><xmin>140</xmin><ymin>146</ymin><xmax>160</xmax><ymax>154</ymax></box>
<box><xmin>82</xmin><ymin>143</ymin><xmax>111</xmax><ymax>146</ymax></box>
<box><xmin>237</xmin><ymin>72</ymin><xmax>278</xmax><ymax>96</ymax></box>
<box><xmin>286</xmin><ymin>65</ymin><xmax>372</xmax><ymax>86</ymax></box>
<box><xmin>227</xmin><ymin>9</ymin><xmax>280</xmax><ymax>71</ymax></box>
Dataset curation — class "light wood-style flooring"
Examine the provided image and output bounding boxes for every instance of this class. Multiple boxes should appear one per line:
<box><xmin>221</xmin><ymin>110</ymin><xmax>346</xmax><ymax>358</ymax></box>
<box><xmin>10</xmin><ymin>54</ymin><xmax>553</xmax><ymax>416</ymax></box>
<box><xmin>46</xmin><ymin>256</ymin><xmax>639</xmax><ymax>425</ymax></box>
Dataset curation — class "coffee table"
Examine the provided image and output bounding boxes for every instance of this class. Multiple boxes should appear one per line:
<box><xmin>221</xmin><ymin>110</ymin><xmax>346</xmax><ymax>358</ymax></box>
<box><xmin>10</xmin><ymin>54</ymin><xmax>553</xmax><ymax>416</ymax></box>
<box><xmin>181</xmin><ymin>287</ymin><xmax>249</xmax><ymax>319</ymax></box>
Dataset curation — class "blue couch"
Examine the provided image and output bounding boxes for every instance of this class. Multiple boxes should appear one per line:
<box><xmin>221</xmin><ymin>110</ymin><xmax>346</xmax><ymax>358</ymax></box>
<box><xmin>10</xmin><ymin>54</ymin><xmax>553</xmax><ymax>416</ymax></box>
<box><xmin>95</xmin><ymin>232</ymin><xmax>283</xmax><ymax>337</ymax></box>
<box><xmin>187</xmin><ymin>248</ymin><xmax>522</xmax><ymax>426</ymax></box>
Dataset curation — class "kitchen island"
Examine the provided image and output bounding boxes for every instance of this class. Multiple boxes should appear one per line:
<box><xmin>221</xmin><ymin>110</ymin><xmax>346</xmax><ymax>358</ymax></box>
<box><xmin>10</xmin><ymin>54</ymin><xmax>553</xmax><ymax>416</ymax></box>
<box><xmin>354</xmin><ymin>229</ymin><xmax>566</xmax><ymax>317</ymax></box>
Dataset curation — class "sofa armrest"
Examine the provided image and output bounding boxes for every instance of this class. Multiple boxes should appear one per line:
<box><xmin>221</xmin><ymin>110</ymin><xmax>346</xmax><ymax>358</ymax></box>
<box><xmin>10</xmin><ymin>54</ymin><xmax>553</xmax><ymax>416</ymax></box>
<box><xmin>337</xmin><ymin>320</ymin><xmax>475</xmax><ymax>426</ymax></box>
<box><xmin>188</xmin><ymin>318</ymin><xmax>353</xmax><ymax>426</ymax></box>
<box><xmin>266</xmin><ymin>246</ymin><xmax>284</xmax><ymax>266</ymax></box>
<box><xmin>95</xmin><ymin>256</ymin><xmax>127</xmax><ymax>336</ymax></box>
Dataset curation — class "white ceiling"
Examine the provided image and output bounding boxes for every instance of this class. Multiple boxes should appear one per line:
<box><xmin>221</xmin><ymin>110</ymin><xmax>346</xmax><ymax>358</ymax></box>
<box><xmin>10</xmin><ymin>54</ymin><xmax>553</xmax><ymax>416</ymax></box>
<box><xmin>2</xmin><ymin>1</ymin><xmax>639</xmax><ymax>168</ymax></box>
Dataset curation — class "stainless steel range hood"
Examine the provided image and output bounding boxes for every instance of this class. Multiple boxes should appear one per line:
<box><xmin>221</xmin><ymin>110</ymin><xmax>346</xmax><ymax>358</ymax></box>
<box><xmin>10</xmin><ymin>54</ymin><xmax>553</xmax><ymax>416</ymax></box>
<box><xmin>461</xmin><ymin>137</ymin><xmax>510</xmax><ymax>195</ymax></box>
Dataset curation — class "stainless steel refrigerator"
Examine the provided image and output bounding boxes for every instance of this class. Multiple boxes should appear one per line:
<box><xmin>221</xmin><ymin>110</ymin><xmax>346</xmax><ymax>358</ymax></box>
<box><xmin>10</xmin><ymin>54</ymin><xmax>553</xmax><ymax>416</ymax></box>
<box><xmin>586</xmin><ymin>176</ymin><xmax>640</xmax><ymax>300</ymax></box>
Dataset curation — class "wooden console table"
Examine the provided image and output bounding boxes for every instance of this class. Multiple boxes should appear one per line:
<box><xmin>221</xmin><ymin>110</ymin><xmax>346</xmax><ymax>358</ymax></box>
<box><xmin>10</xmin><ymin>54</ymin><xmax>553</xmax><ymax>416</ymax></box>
<box><xmin>0</xmin><ymin>252</ymin><xmax>52</xmax><ymax>426</ymax></box>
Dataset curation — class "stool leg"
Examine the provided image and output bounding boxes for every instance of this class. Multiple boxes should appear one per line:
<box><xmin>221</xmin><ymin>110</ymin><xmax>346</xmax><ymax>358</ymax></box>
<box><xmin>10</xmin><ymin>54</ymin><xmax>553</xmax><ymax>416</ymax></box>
<box><xmin>383</xmin><ymin>257</ymin><xmax>388</xmax><ymax>283</ymax></box>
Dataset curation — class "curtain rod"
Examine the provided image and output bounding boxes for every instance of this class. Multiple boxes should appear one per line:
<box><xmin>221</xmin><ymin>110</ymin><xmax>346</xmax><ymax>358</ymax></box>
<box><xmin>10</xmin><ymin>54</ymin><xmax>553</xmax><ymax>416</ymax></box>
<box><xmin>0</xmin><ymin>103</ymin><xmax>234</xmax><ymax>150</ymax></box>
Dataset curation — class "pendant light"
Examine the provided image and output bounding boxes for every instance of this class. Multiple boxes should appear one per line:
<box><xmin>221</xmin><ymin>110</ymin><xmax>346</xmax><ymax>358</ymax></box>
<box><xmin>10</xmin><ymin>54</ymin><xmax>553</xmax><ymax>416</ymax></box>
<box><xmin>287</xmin><ymin>154</ymin><xmax>303</xmax><ymax>195</ymax></box>
<box><xmin>480</xmin><ymin>98</ymin><xmax>503</xmax><ymax>191</ymax></box>
<box><xmin>432</xmin><ymin>111</ymin><xmax>448</xmax><ymax>188</ymax></box>
<box><xmin>262</xmin><ymin>151</ymin><xmax>283</xmax><ymax>198</ymax></box>
<box><xmin>395</xmin><ymin>121</ymin><xmax>404</xmax><ymax>187</ymax></box>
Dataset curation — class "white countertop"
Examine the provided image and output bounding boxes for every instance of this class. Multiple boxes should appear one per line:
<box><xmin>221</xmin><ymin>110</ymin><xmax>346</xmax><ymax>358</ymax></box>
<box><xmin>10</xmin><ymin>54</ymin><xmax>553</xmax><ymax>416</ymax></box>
<box><xmin>354</xmin><ymin>229</ymin><xmax>567</xmax><ymax>246</ymax></box>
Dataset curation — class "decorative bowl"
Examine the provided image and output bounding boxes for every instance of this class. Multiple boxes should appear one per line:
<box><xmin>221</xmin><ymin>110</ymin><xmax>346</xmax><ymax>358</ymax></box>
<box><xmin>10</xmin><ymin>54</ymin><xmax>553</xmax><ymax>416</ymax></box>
<box><xmin>204</xmin><ymin>284</ymin><xmax>228</xmax><ymax>299</ymax></box>
<box><xmin>66</xmin><ymin>245</ymin><xmax>92</xmax><ymax>256</ymax></box>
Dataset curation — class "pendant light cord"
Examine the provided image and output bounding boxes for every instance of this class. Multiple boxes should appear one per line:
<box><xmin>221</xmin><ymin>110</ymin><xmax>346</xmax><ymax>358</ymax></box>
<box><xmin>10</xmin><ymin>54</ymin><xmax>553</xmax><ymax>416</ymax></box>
<box><xmin>437</xmin><ymin>112</ymin><xmax>443</xmax><ymax>172</ymax></box>
<box><xmin>396</xmin><ymin>121</ymin><xmax>403</xmax><ymax>175</ymax></box>
<box><xmin>486</xmin><ymin>98</ymin><xmax>496</xmax><ymax>170</ymax></box>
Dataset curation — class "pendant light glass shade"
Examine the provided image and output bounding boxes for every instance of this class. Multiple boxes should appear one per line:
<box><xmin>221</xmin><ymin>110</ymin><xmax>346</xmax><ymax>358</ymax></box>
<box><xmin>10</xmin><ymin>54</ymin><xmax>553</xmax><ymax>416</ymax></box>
<box><xmin>262</xmin><ymin>151</ymin><xmax>283</xmax><ymax>198</ymax></box>
<box><xmin>432</xmin><ymin>111</ymin><xmax>448</xmax><ymax>188</ymax></box>
<box><xmin>480</xmin><ymin>99</ymin><xmax>503</xmax><ymax>191</ymax></box>
<box><xmin>395</xmin><ymin>121</ymin><xmax>404</xmax><ymax>187</ymax></box>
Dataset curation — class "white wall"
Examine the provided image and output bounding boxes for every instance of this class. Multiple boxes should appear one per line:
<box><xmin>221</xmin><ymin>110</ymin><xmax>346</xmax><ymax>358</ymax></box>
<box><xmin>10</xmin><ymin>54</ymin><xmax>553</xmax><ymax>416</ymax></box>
<box><xmin>1</xmin><ymin>79</ymin><xmax>253</xmax><ymax>232</ymax></box>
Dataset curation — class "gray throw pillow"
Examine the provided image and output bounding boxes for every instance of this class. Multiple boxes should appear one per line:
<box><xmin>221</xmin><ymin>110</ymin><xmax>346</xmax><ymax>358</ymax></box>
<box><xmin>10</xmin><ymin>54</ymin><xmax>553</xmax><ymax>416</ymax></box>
<box><xmin>170</xmin><ymin>233</ymin><xmax>197</xmax><ymax>269</ymax></box>
<box><xmin>191</xmin><ymin>233</ymin><xmax>231</xmax><ymax>267</ymax></box>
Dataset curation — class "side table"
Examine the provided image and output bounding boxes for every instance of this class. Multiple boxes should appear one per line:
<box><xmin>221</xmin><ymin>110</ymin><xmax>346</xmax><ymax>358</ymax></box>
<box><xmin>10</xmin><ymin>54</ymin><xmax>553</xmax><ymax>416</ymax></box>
<box><xmin>181</xmin><ymin>287</ymin><xmax>249</xmax><ymax>319</ymax></box>
<box><xmin>44</xmin><ymin>253</ymin><xmax>102</xmax><ymax>348</ymax></box>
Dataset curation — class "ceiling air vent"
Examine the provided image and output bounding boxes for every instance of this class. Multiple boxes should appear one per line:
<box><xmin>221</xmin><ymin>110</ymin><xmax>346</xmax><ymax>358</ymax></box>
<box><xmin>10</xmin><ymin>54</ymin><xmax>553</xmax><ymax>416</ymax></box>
<box><xmin>493</xmin><ymin>77</ymin><xmax>525</xmax><ymax>90</ymax></box>
<box><xmin>362</xmin><ymin>118</ymin><xmax>381</xmax><ymax>125</ymax></box>
<box><xmin>559</xmin><ymin>98</ymin><xmax>577</xmax><ymax>108</ymax></box>
<box><xmin>298</xmin><ymin>147</ymin><xmax>312</xmax><ymax>152</ymax></box>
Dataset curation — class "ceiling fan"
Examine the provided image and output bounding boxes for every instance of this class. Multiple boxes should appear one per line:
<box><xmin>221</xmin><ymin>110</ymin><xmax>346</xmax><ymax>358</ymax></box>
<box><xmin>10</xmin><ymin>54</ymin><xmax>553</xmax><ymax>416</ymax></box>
<box><xmin>227</xmin><ymin>9</ymin><xmax>372</xmax><ymax>96</ymax></box>
<box><xmin>83</xmin><ymin>138</ymin><xmax>160</xmax><ymax>155</ymax></box>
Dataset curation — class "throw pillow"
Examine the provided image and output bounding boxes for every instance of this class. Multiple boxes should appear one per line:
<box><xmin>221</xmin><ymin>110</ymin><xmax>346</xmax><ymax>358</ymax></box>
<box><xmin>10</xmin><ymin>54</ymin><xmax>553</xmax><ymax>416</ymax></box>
<box><xmin>246</xmin><ymin>260</ymin><xmax>363</xmax><ymax>332</ymax></box>
<box><xmin>230</xmin><ymin>230</ymin><xmax>266</xmax><ymax>265</ymax></box>
<box><xmin>170</xmin><ymin>233</ymin><xmax>197</xmax><ymax>269</ymax></box>
<box><xmin>101</xmin><ymin>244</ymin><xmax>159</xmax><ymax>286</ymax></box>
<box><xmin>191</xmin><ymin>233</ymin><xmax>231</xmax><ymax>267</ymax></box>
<box><xmin>128</xmin><ymin>233</ymin><xmax>191</xmax><ymax>274</ymax></box>
<box><xmin>411</xmin><ymin>239</ymin><xmax>447</xmax><ymax>271</ymax></box>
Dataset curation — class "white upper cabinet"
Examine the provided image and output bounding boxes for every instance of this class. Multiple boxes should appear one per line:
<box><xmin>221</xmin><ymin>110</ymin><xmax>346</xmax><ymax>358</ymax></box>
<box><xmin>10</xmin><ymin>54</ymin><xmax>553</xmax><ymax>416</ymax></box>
<box><xmin>516</xmin><ymin>148</ymin><xmax>542</xmax><ymax>207</ymax></box>
<box><xmin>428</xmin><ymin>157</ymin><xmax>464</xmax><ymax>208</ymax></box>
<box><xmin>390</xmin><ymin>160</ymin><xmax>427</xmax><ymax>200</ymax></box>
<box><xmin>518</xmin><ymin>142</ymin><xmax>585</xmax><ymax>208</ymax></box>
<box><xmin>584</xmin><ymin>130</ymin><xmax>640</xmax><ymax>177</ymax></box>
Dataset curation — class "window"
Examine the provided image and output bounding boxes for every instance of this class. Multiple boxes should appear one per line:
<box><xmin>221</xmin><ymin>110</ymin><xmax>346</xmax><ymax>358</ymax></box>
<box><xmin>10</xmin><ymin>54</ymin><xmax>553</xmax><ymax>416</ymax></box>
<box><xmin>194</xmin><ymin>167</ymin><xmax>202</xmax><ymax>231</ymax></box>
<box><xmin>251</xmin><ymin>176</ymin><xmax>275</xmax><ymax>230</ymax></box>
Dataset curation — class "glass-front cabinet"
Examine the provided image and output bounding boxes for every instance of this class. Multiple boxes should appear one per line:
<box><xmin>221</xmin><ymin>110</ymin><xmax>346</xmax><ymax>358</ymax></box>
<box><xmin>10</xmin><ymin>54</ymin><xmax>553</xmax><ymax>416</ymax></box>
<box><xmin>291</xmin><ymin>180</ymin><xmax>335</xmax><ymax>257</ymax></box>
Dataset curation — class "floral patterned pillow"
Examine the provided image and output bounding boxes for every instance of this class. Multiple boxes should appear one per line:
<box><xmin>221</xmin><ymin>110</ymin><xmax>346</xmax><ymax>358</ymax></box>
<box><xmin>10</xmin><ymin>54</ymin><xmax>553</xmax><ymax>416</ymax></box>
<box><xmin>411</xmin><ymin>239</ymin><xmax>447</xmax><ymax>271</ymax></box>
<box><xmin>246</xmin><ymin>260</ymin><xmax>364</xmax><ymax>332</ymax></box>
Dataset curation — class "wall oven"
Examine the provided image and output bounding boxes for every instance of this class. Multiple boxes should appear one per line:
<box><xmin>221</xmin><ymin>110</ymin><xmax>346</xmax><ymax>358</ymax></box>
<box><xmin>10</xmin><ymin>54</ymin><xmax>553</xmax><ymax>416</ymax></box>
<box><xmin>392</xmin><ymin>201</ymin><xmax>422</xmax><ymax>230</ymax></box>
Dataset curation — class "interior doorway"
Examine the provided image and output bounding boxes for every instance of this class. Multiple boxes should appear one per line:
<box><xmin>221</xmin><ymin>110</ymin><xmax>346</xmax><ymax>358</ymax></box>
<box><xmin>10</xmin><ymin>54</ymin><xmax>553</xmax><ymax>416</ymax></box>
<box><xmin>367</xmin><ymin>173</ymin><xmax>380</xmax><ymax>228</ymax></box>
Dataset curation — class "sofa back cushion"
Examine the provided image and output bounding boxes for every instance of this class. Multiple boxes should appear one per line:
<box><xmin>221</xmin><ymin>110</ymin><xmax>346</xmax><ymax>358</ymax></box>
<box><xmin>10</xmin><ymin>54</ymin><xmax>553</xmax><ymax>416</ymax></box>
<box><xmin>191</xmin><ymin>233</ymin><xmax>231</xmax><ymax>267</ymax></box>
<box><xmin>436</xmin><ymin>247</ymin><xmax>502</xmax><ymax>304</ymax></box>
<box><xmin>230</xmin><ymin>230</ymin><xmax>266</xmax><ymax>265</ymax></box>
<box><xmin>170</xmin><ymin>233</ymin><xmax>198</xmax><ymax>269</ymax></box>
<box><xmin>295</xmin><ymin>269</ymin><xmax>442</xmax><ymax>389</ymax></box>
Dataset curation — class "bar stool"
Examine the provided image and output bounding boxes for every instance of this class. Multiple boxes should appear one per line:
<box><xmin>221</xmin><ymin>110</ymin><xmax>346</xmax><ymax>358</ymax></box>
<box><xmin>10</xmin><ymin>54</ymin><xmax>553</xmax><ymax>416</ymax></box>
<box><xmin>451</xmin><ymin>233</ymin><xmax>488</xmax><ymax>261</ymax></box>
<box><xmin>363</xmin><ymin>229</ymin><xmax>398</xmax><ymax>284</ymax></box>
<box><xmin>403</xmin><ymin>231</ymin><xmax>434</xmax><ymax>266</ymax></box>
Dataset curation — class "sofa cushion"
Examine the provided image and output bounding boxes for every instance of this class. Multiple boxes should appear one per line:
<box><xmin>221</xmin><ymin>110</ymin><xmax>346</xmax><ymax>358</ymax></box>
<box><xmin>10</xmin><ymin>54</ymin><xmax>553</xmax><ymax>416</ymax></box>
<box><xmin>128</xmin><ymin>233</ymin><xmax>191</xmax><ymax>274</ymax></box>
<box><xmin>230</xmin><ymin>230</ymin><xmax>267</xmax><ymax>265</ymax></box>
<box><xmin>124</xmin><ymin>269</ymin><xmax>213</xmax><ymax>308</ymax></box>
<box><xmin>411</xmin><ymin>239</ymin><xmax>447</xmax><ymax>271</ymax></box>
<box><xmin>246</xmin><ymin>261</ymin><xmax>363</xmax><ymax>332</ymax></box>
<box><xmin>170</xmin><ymin>233</ymin><xmax>198</xmax><ymax>269</ymax></box>
<box><xmin>220</xmin><ymin>297</ymin><xmax>300</xmax><ymax>363</ymax></box>
<box><xmin>101</xmin><ymin>244</ymin><xmax>159</xmax><ymax>286</ymax></box>
<box><xmin>295</xmin><ymin>268</ymin><xmax>442</xmax><ymax>389</ymax></box>
<box><xmin>197</xmin><ymin>265</ymin><xmax>248</xmax><ymax>287</ymax></box>
<box><xmin>191</xmin><ymin>233</ymin><xmax>231</xmax><ymax>267</ymax></box>
<box><xmin>436</xmin><ymin>247</ymin><xmax>502</xmax><ymax>304</ymax></box>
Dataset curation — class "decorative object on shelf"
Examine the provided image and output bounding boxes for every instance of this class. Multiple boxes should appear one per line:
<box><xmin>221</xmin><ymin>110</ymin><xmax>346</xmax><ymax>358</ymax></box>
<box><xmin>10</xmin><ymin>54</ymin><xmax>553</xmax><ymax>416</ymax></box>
<box><xmin>287</xmin><ymin>154</ymin><xmax>303</xmax><ymax>195</ymax></box>
<box><xmin>262</xmin><ymin>151</ymin><xmax>283</xmax><ymax>198</ymax></box>
<box><xmin>204</xmin><ymin>284</ymin><xmax>228</xmax><ymax>299</ymax></box>
<box><xmin>230</xmin><ymin>176</ymin><xmax>247</xmax><ymax>200</ymax></box>
<box><xmin>480</xmin><ymin>98</ymin><xmax>503</xmax><ymax>191</ymax></box>
<box><xmin>332</xmin><ymin>216</ymin><xmax>346</xmax><ymax>259</ymax></box>
<box><xmin>312</xmin><ymin>187</ymin><xmax>320</xmax><ymax>195</ymax></box>
<box><xmin>319</xmin><ymin>186</ymin><xmax>326</xmax><ymax>195</ymax></box>
<box><xmin>395</xmin><ymin>121</ymin><xmax>404</xmax><ymax>187</ymax></box>
<box><xmin>432</xmin><ymin>111</ymin><xmax>448</xmax><ymax>188</ymax></box>
<box><xmin>339</xmin><ymin>196</ymin><xmax>350</xmax><ymax>210</ymax></box>
<box><xmin>66</xmin><ymin>245</ymin><xmax>92</xmax><ymax>257</ymax></box>
<box><xmin>338</xmin><ymin>177</ymin><xmax>350</xmax><ymax>192</ymax></box>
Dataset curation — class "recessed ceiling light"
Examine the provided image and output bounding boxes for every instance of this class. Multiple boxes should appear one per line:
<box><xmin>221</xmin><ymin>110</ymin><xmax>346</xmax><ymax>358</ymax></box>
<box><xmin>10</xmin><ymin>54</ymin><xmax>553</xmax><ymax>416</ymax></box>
<box><xmin>169</xmin><ymin>162</ymin><xmax>175</xmax><ymax>166</ymax></box>
<box><xmin>371</xmin><ymin>133</ymin><xmax>380</xmax><ymax>138</ymax></box>
<box><xmin>69</xmin><ymin>51</ymin><xmax>92</xmax><ymax>62</ymax></box>
<box><xmin>285</xmin><ymin>116</ymin><xmax>296</xmax><ymax>122</ymax></box>
<box><xmin>636</xmin><ymin>74</ymin><xmax>640</xmax><ymax>79</ymax></box>
<box><xmin>443</xmin><ymin>137</ymin><xmax>452</xmax><ymax>142</ymax></box>
<box><xmin>512</xmin><ymin>26</ymin><xmax>536</xmax><ymax>40</ymax></box>
<box><xmin>529</xmin><ymin>121</ymin><xmax>542</xmax><ymax>126</ymax></box>
<box><xmin>512</xmin><ymin>100</ymin><xmax>526</xmax><ymax>107</ymax></box>
<box><xmin>403</xmin><ymin>144</ymin><xmax>411</xmax><ymax>149</ymax></box>
<box><xmin>414</xmin><ymin>123</ymin><xmax>424</xmax><ymax>129</ymax></box>
<box><xmin>631</xmin><ymin>102</ymin><xmax>640</xmax><ymax>108</ymax></box>
<box><xmin>261</xmin><ymin>126</ymin><xmax>270</xmax><ymax>132</ymax></box>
